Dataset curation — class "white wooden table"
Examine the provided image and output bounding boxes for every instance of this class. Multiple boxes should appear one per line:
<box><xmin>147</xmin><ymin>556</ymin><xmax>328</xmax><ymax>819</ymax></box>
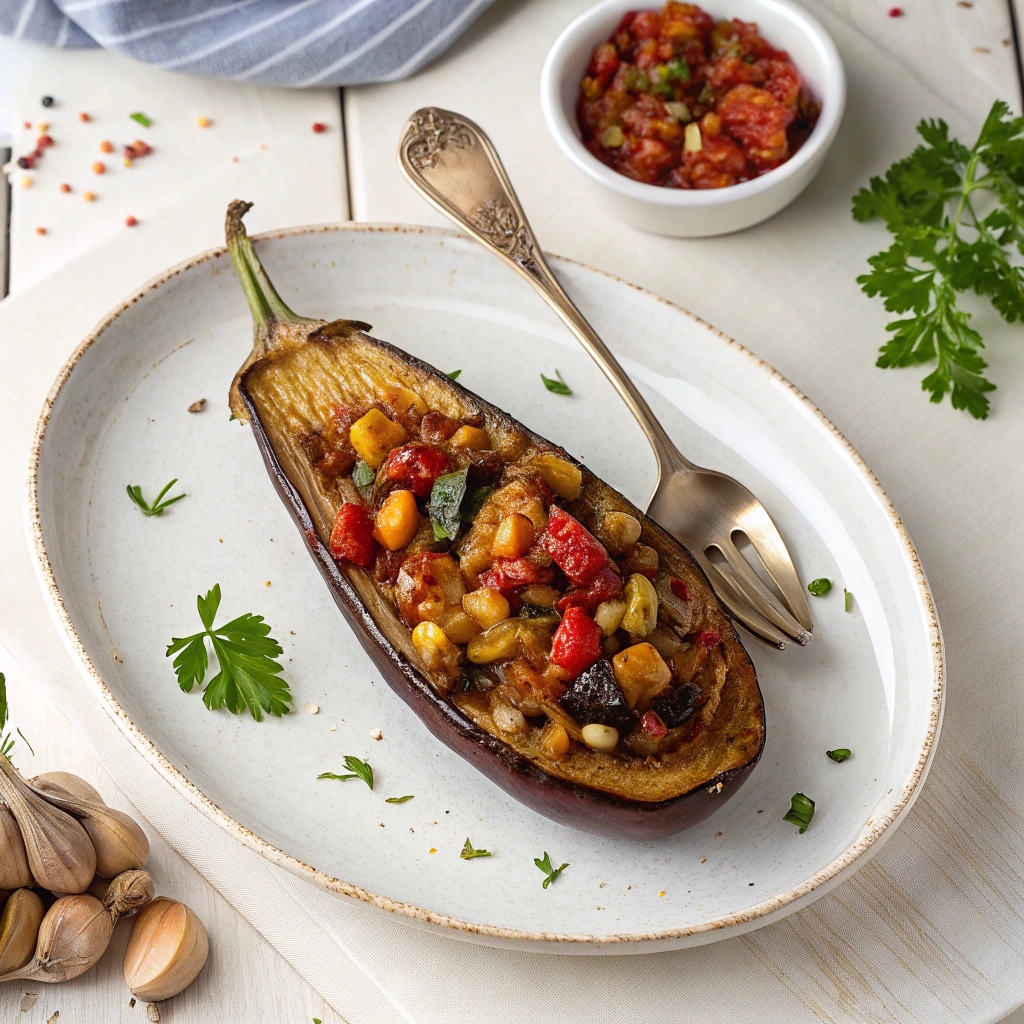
<box><xmin>2</xmin><ymin>1</ymin><xmax>1024</xmax><ymax>1020</ymax></box>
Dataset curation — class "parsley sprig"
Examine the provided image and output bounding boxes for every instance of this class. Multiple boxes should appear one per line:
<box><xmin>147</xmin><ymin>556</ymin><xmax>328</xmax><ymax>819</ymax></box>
<box><xmin>853</xmin><ymin>100</ymin><xmax>1024</xmax><ymax>419</ymax></box>
<box><xmin>166</xmin><ymin>584</ymin><xmax>292</xmax><ymax>720</ymax></box>
<box><xmin>126</xmin><ymin>479</ymin><xmax>186</xmax><ymax>516</ymax></box>
<box><xmin>461</xmin><ymin>838</ymin><xmax>491</xmax><ymax>860</ymax></box>
<box><xmin>541</xmin><ymin>370</ymin><xmax>572</xmax><ymax>395</ymax></box>
<box><xmin>534</xmin><ymin>851</ymin><xmax>569</xmax><ymax>888</ymax></box>
<box><xmin>319</xmin><ymin>756</ymin><xmax>373</xmax><ymax>788</ymax></box>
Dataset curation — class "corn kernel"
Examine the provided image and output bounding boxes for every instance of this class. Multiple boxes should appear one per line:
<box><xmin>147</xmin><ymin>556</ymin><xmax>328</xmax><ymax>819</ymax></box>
<box><xmin>612</xmin><ymin>643</ymin><xmax>672</xmax><ymax>709</ymax></box>
<box><xmin>349</xmin><ymin>409</ymin><xmax>408</xmax><ymax>468</ymax></box>
<box><xmin>450</xmin><ymin>425</ymin><xmax>491</xmax><ymax>450</ymax></box>
<box><xmin>541</xmin><ymin>721</ymin><xmax>571</xmax><ymax>760</ymax></box>
<box><xmin>372</xmin><ymin>489</ymin><xmax>419</xmax><ymax>551</ymax></box>
<box><xmin>463</xmin><ymin>587</ymin><xmax>510</xmax><ymax>629</ymax></box>
<box><xmin>491</xmin><ymin>513</ymin><xmax>534</xmax><ymax>559</ymax></box>
<box><xmin>412</xmin><ymin>621</ymin><xmax>461</xmax><ymax>682</ymax></box>
<box><xmin>197</xmin><ymin>115</ymin><xmax>212</xmax><ymax>128</ymax></box>
<box><xmin>530</xmin><ymin>453</ymin><xmax>582</xmax><ymax>499</ymax></box>
<box><xmin>438</xmin><ymin>608</ymin><xmax>482</xmax><ymax>644</ymax></box>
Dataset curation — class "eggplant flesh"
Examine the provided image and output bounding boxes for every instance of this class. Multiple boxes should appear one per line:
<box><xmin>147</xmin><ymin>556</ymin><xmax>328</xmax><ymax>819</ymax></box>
<box><xmin>226</xmin><ymin>201</ymin><xmax>764</xmax><ymax>838</ymax></box>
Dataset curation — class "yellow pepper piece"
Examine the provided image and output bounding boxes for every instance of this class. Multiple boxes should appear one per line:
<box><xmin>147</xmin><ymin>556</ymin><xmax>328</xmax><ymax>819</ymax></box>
<box><xmin>349</xmin><ymin>409</ymin><xmax>407</xmax><ymax>468</ymax></box>
<box><xmin>450</xmin><ymin>425</ymin><xmax>491</xmax><ymax>450</ymax></box>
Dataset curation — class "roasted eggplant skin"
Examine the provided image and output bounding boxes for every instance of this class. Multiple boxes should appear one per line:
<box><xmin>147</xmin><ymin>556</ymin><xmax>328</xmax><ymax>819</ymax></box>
<box><xmin>228</xmin><ymin>201</ymin><xmax>765</xmax><ymax>840</ymax></box>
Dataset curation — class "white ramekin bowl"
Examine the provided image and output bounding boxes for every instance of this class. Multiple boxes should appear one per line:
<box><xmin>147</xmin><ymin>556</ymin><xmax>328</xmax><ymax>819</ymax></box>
<box><xmin>540</xmin><ymin>0</ymin><xmax>846</xmax><ymax>237</ymax></box>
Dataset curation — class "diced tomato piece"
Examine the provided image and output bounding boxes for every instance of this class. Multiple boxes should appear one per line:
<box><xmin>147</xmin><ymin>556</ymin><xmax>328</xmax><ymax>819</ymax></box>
<box><xmin>384</xmin><ymin>443</ymin><xmax>451</xmax><ymax>499</ymax></box>
<box><xmin>630</xmin><ymin>10</ymin><xmax>661</xmax><ymax>39</ymax></box>
<box><xmin>478</xmin><ymin>557</ymin><xmax>554</xmax><ymax>594</ymax></box>
<box><xmin>540</xmin><ymin>507</ymin><xmax>609</xmax><ymax>586</ymax></box>
<box><xmin>696</xmin><ymin>629</ymin><xmax>721</xmax><ymax>648</ymax></box>
<box><xmin>589</xmin><ymin>42</ymin><xmax>621</xmax><ymax>87</ymax></box>
<box><xmin>329</xmin><ymin>503</ymin><xmax>378</xmax><ymax>568</ymax></box>
<box><xmin>639</xmin><ymin>710</ymin><xmax>668</xmax><ymax>736</ymax></box>
<box><xmin>550</xmin><ymin>607</ymin><xmax>603</xmax><ymax>678</ymax></box>
<box><xmin>670</xmin><ymin>578</ymin><xmax>691</xmax><ymax>602</ymax></box>
<box><xmin>555</xmin><ymin>566</ymin><xmax>623</xmax><ymax>613</ymax></box>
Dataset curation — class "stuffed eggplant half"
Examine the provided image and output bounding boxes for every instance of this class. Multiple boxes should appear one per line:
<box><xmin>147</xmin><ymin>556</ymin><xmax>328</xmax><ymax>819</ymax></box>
<box><xmin>226</xmin><ymin>203</ymin><xmax>764</xmax><ymax>839</ymax></box>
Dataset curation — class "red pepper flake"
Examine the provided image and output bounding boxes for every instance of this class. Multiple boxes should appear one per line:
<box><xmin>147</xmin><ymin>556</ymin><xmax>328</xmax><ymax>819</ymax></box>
<box><xmin>78</xmin><ymin>111</ymin><xmax>90</xmax><ymax>122</ymax></box>
<box><xmin>312</xmin><ymin>122</ymin><xmax>328</xmax><ymax>133</ymax></box>
<box><xmin>59</xmin><ymin>183</ymin><xmax>71</xmax><ymax>193</ymax></box>
<box><xmin>35</xmin><ymin>226</ymin><xmax>47</xmax><ymax>236</ymax></box>
<box><xmin>125</xmin><ymin>215</ymin><xmax>138</xmax><ymax>227</ymax></box>
<box><xmin>22</xmin><ymin>120</ymin><xmax>31</xmax><ymax>129</ymax></box>
<box><xmin>640</xmin><ymin>710</ymin><xmax>668</xmax><ymax>737</ymax></box>
<box><xmin>92</xmin><ymin>161</ymin><xmax>105</xmax><ymax>174</ymax></box>
<box><xmin>669</xmin><ymin>578</ymin><xmax>690</xmax><ymax>603</ymax></box>
<box><xmin>99</xmin><ymin>139</ymin><xmax>113</xmax><ymax>153</ymax></box>
<box><xmin>123</xmin><ymin>139</ymin><xmax>153</xmax><ymax>159</ymax></box>
<box><xmin>887</xmin><ymin>6</ymin><xmax>903</xmax><ymax>15</ymax></box>
<box><xmin>695</xmin><ymin>629</ymin><xmax>721</xmax><ymax>648</ymax></box>
<box><xmin>37</xmin><ymin>134</ymin><xmax>54</xmax><ymax>149</ymax></box>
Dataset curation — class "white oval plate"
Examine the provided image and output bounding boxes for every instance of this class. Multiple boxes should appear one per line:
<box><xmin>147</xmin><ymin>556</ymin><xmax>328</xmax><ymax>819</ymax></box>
<box><xmin>29</xmin><ymin>225</ymin><xmax>942</xmax><ymax>953</ymax></box>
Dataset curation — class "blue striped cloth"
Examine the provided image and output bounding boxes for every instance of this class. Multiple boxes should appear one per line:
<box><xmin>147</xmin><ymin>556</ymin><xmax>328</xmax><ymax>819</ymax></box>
<box><xmin>0</xmin><ymin>0</ymin><xmax>497</xmax><ymax>85</ymax></box>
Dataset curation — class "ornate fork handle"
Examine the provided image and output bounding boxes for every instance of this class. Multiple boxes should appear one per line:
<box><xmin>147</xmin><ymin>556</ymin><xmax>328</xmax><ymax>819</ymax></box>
<box><xmin>398</xmin><ymin>107</ymin><xmax>692</xmax><ymax>487</ymax></box>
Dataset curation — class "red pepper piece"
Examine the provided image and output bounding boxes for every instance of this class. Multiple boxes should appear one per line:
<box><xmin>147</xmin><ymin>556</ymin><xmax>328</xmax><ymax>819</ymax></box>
<box><xmin>696</xmin><ymin>629</ymin><xmax>721</xmax><ymax>648</ymax></box>
<box><xmin>550</xmin><ymin>607</ymin><xmax>603</xmax><ymax>678</ymax></box>
<box><xmin>639</xmin><ymin>710</ymin><xmax>668</xmax><ymax>737</ymax></box>
<box><xmin>670</xmin><ymin>578</ymin><xmax>690</xmax><ymax>603</ymax></box>
<box><xmin>478</xmin><ymin>557</ymin><xmax>553</xmax><ymax>594</ymax></box>
<box><xmin>383</xmin><ymin>443</ymin><xmax>451</xmax><ymax>499</ymax></box>
<box><xmin>555</xmin><ymin>565</ymin><xmax>623</xmax><ymax>613</ymax></box>
<box><xmin>540</xmin><ymin>506</ymin><xmax>608</xmax><ymax>586</ymax></box>
<box><xmin>329</xmin><ymin>503</ymin><xmax>378</xmax><ymax>568</ymax></box>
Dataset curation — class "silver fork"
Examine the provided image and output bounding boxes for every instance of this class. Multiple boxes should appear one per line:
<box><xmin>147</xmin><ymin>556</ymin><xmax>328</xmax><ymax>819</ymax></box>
<box><xmin>398</xmin><ymin>108</ymin><xmax>813</xmax><ymax>649</ymax></box>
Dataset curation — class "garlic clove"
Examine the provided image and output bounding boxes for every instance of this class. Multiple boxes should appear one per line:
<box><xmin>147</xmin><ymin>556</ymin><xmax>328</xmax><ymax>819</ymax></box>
<box><xmin>0</xmin><ymin>893</ymin><xmax>112</xmax><ymax>984</ymax></box>
<box><xmin>0</xmin><ymin>802</ymin><xmax>33</xmax><ymax>890</ymax></box>
<box><xmin>0</xmin><ymin>889</ymin><xmax>44</xmax><ymax>975</ymax></box>
<box><xmin>29</xmin><ymin>781</ymin><xmax>149</xmax><ymax>878</ymax></box>
<box><xmin>32</xmin><ymin>772</ymin><xmax>105</xmax><ymax>806</ymax></box>
<box><xmin>0</xmin><ymin>755</ymin><xmax>96</xmax><ymax>894</ymax></box>
<box><xmin>123</xmin><ymin>898</ymin><xmax>209</xmax><ymax>1001</ymax></box>
<box><xmin>103</xmin><ymin>869</ymin><xmax>154</xmax><ymax>924</ymax></box>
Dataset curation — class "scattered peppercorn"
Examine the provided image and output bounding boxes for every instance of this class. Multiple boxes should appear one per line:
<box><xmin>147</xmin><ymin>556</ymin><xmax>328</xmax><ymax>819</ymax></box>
<box><xmin>197</xmin><ymin>115</ymin><xmax>212</xmax><ymax>128</ymax></box>
<box><xmin>41</xmin><ymin>95</ymin><xmax>53</xmax><ymax>107</ymax></box>
<box><xmin>59</xmin><ymin>183</ymin><xmax>71</xmax><ymax>193</ymax></box>
<box><xmin>35</xmin><ymin>227</ymin><xmax>47</xmax><ymax>235</ymax></box>
<box><xmin>888</xmin><ymin>6</ymin><xmax>903</xmax><ymax>15</ymax></box>
<box><xmin>83</xmin><ymin>191</ymin><xmax>97</xmax><ymax>202</ymax></box>
<box><xmin>312</xmin><ymin>122</ymin><xmax>327</xmax><ymax>133</ymax></box>
<box><xmin>92</xmin><ymin>161</ymin><xmax>105</xmax><ymax>174</ymax></box>
<box><xmin>99</xmin><ymin>139</ymin><xmax>113</xmax><ymax>153</ymax></box>
<box><xmin>125</xmin><ymin>215</ymin><xmax>138</xmax><ymax>227</ymax></box>
<box><xmin>78</xmin><ymin>111</ymin><xmax>90</xmax><ymax>122</ymax></box>
<box><xmin>16</xmin><ymin>156</ymin><xmax>31</xmax><ymax>169</ymax></box>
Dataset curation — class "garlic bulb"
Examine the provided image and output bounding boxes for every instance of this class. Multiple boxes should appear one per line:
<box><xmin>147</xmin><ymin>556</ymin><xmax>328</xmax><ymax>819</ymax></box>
<box><xmin>0</xmin><ymin>894</ymin><xmax>112</xmax><ymax>984</ymax></box>
<box><xmin>33</xmin><ymin>772</ymin><xmax>104</xmax><ymax>806</ymax></box>
<box><xmin>0</xmin><ymin>802</ymin><xmax>32</xmax><ymax>889</ymax></box>
<box><xmin>123</xmin><ymin>898</ymin><xmax>209</xmax><ymax>1001</ymax></box>
<box><xmin>0</xmin><ymin>755</ymin><xmax>95</xmax><ymax>893</ymax></box>
<box><xmin>103</xmin><ymin>869</ymin><xmax>154</xmax><ymax>923</ymax></box>
<box><xmin>0</xmin><ymin>889</ymin><xmax>44</xmax><ymax>975</ymax></box>
<box><xmin>29</xmin><ymin>778</ymin><xmax>149</xmax><ymax>878</ymax></box>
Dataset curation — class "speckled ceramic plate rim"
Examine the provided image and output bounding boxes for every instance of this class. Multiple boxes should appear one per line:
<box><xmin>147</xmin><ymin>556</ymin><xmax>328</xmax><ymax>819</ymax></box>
<box><xmin>27</xmin><ymin>222</ymin><xmax>944</xmax><ymax>950</ymax></box>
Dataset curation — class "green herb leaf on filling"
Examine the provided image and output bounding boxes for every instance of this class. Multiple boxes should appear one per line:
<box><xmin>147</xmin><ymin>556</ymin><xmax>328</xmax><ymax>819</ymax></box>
<box><xmin>166</xmin><ymin>584</ymin><xmax>292</xmax><ymax>721</ymax></box>
<box><xmin>806</xmin><ymin>577</ymin><xmax>832</xmax><ymax>597</ymax></box>
<box><xmin>541</xmin><ymin>370</ymin><xmax>572</xmax><ymax>396</ymax></box>
<box><xmin>783</xmin><ymin>792</ymin><xmax>815</xmax><ymax>834</ymax></box>
<box><xmin>826</xmin><ymin>748</ymin><xmax>852</xmax><ymax>762</ymax></box>
<box><xmin>461</xmin><ymin>838</ymin><xmax>492</xmax><ymax>860</ymax></box>
<box><xmin>318</xmin><ymin>755</ymin><xmax>373</xmax><ymax>789</ymax></box>
<box><xmin>534</xmin><ymin>851</ymin><xmax>570</xmax><ymax>888</ymax></box>
<box><xmin>386</xmin><ymin>794</ymin><xmax>415</xmax><ymax>804</ymax></box>
<box><xmin>428</xmin><ymin>468</ymin><xmax>468</xmax><ymax>540</ymax></box>
<box><xmin>352</xmin><ymin>460</ymin><xmax>375</xmax><ymax>488</ymax></box>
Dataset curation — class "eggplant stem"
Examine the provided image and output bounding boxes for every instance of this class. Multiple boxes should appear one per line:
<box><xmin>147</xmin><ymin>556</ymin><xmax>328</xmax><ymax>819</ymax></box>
<box><xmin>225</xmin><ymin>200</ymin><xmax>301</xmax><ymax>327</ymax></box>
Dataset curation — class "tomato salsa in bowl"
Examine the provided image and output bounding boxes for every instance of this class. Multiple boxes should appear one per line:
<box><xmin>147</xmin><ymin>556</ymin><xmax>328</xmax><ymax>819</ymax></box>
<box><xmin>541</xmin><ymin>0</ymin><xmax>845</xmax><ymax>236</ymax></box>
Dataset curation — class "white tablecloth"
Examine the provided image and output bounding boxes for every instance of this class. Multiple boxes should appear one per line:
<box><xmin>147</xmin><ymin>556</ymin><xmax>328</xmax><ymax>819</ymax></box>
<box><xmin>3</xmin><ymin>8</ymin><xmax>1024</xmax><ymax>1023</ymax></box>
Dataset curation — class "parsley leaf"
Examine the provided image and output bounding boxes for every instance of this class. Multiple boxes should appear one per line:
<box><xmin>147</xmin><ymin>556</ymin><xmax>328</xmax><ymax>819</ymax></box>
<box><xmin>806</xmin><ymin>577</ymin><xmax>832</xmax><ymax>597</ymax></box>
<box><xmin>461</xmin><ymin>838</ymin><xmax>492</xmax><ymax>859</ymax></box>
<box><xmin>428</xmin><ymin>468</ymin><xmax>468</xmax><ymax>540</ymax></box>
<box><xmin>534</xmin><ymin>851</ymin><xmax>569</xmax><ymax>888</ymax></box>
<box><xmin>166</xmin><ymin>584</ymin><xmax>292</xmax><ymax>721</ymax></box>
<box><xmin>827</xmin><ymin>748</ymin><xmax>852</xmax><ymax>762</ymax></box>
<box><xmin>126</xmin><ymin>479</ymin><xmax>186</xmax><ymax>517</ymax></box>
<box><xmin>446</xmin><ymin>369</ymin><xmax>462</xmax><ymax>380</ymax></box>
<box><xmin>783</xmin><ymin>792</ymin><xmax>815</xmax><ymax>833</ymax></box>
<box><xmin>386</xmin><ymin>794</ymin><xmax>414</xmax><ymax>804</ymax></box>
<box><xmin>130</xmin><ymin>111</ymin><xmax>152</xmax><ymax>127</ymax></box>
<box><xmin>318</xmin><ymin>755</ymin><xmax>373</xmax><ymax>788</ymax></box>
<box><xmin>853</xmin><ymin>100</ymin><xmax>1024</xmax><ymax>418</ymax></box>
<box><xmin>541</xmin><ymin>370</ymin><xmax>572</xmax><ymax>395</ymax></box>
